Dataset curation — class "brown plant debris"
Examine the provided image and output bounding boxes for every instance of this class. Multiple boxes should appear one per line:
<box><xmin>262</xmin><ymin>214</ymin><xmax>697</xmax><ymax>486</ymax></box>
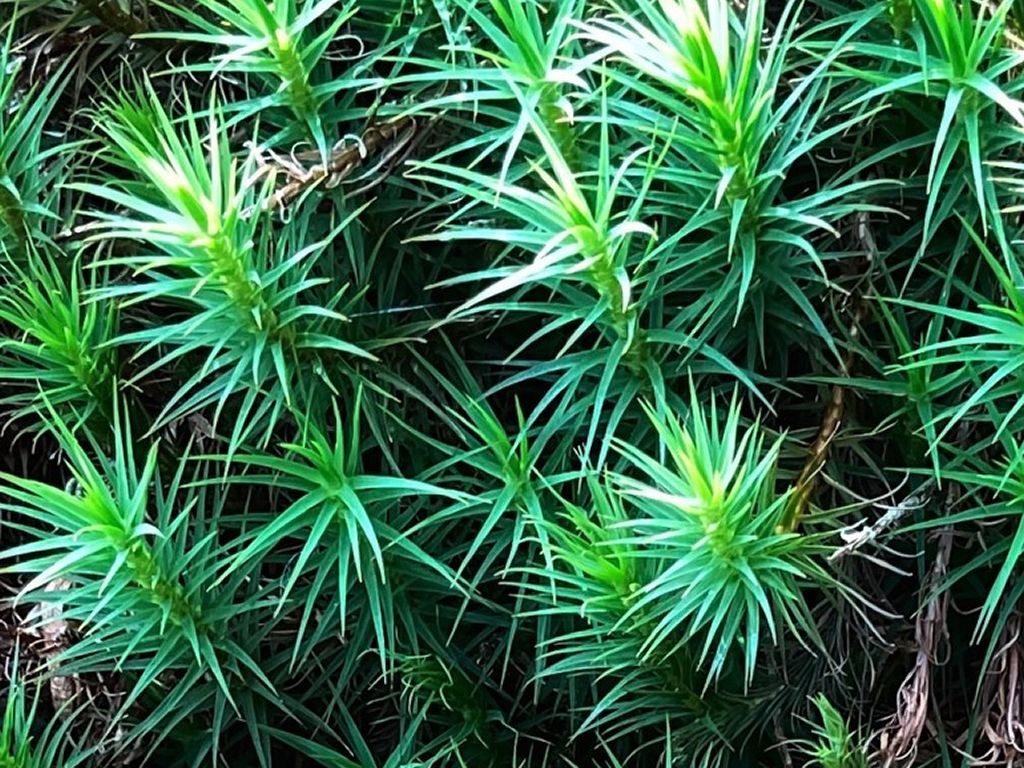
<box><xmin>248</xmin><ymin>114</ymin><xmax>422</xmax><ymax>215</ymax></box>
<box><xmin>978</xmin><ymin>613</ymin><xmax>1024</xmax><ymax>766</ymax></box>
<box><xmin>829</xmin><ymin>492</ymin><xmax>927</xmax><ymax>562</ymax></box>
<box><xmin>13</xmin><ymin>580</ymin><xmax>141</xmax><ymax>765</ymax></box>
<box><xmin>878</xmin><ymin>527</ymin><xmax>954</xmax><ymax>767</ymax></box>
<box><xmin>21</xmin><ymin>578</ymin><xmax>77</xmax><ymax>710</ymax></box>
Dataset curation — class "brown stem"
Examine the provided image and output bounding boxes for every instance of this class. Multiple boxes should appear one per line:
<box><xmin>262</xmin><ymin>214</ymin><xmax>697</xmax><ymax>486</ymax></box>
<box><xmin>782</xmin><ymin>296</ymin><xmax>869</xmax><ymax>532</ymax></box>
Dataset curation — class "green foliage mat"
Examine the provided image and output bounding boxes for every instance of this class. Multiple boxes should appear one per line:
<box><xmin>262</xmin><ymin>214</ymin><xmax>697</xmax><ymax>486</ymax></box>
<box><xmin>0</xmin><ymin>0</ymin><xmax>1022</xmax><ymax>764</ymax></box>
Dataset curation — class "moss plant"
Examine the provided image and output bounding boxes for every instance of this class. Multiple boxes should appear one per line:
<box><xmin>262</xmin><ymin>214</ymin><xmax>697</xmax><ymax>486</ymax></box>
<box><xmin>2</xmin><ymin>0</ymin><xmax>1024</xmax><ymax>765</ymax></box>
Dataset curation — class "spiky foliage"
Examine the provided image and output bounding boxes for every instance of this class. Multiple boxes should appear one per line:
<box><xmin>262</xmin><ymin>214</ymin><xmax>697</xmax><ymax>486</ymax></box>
<box><xmin>797</xmin><ymin>695</ymin><xmax>870</xmax><ymax>768</ymax></box>
<box><xmin>3</xmin><ymin>0</ymin><xmax>1024</xmax><ymax>765</ymax></box>
<box><xmin>0</xmin><ymin>650</ymin><xmax>81</xmax><ymax>767</ymax></box>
